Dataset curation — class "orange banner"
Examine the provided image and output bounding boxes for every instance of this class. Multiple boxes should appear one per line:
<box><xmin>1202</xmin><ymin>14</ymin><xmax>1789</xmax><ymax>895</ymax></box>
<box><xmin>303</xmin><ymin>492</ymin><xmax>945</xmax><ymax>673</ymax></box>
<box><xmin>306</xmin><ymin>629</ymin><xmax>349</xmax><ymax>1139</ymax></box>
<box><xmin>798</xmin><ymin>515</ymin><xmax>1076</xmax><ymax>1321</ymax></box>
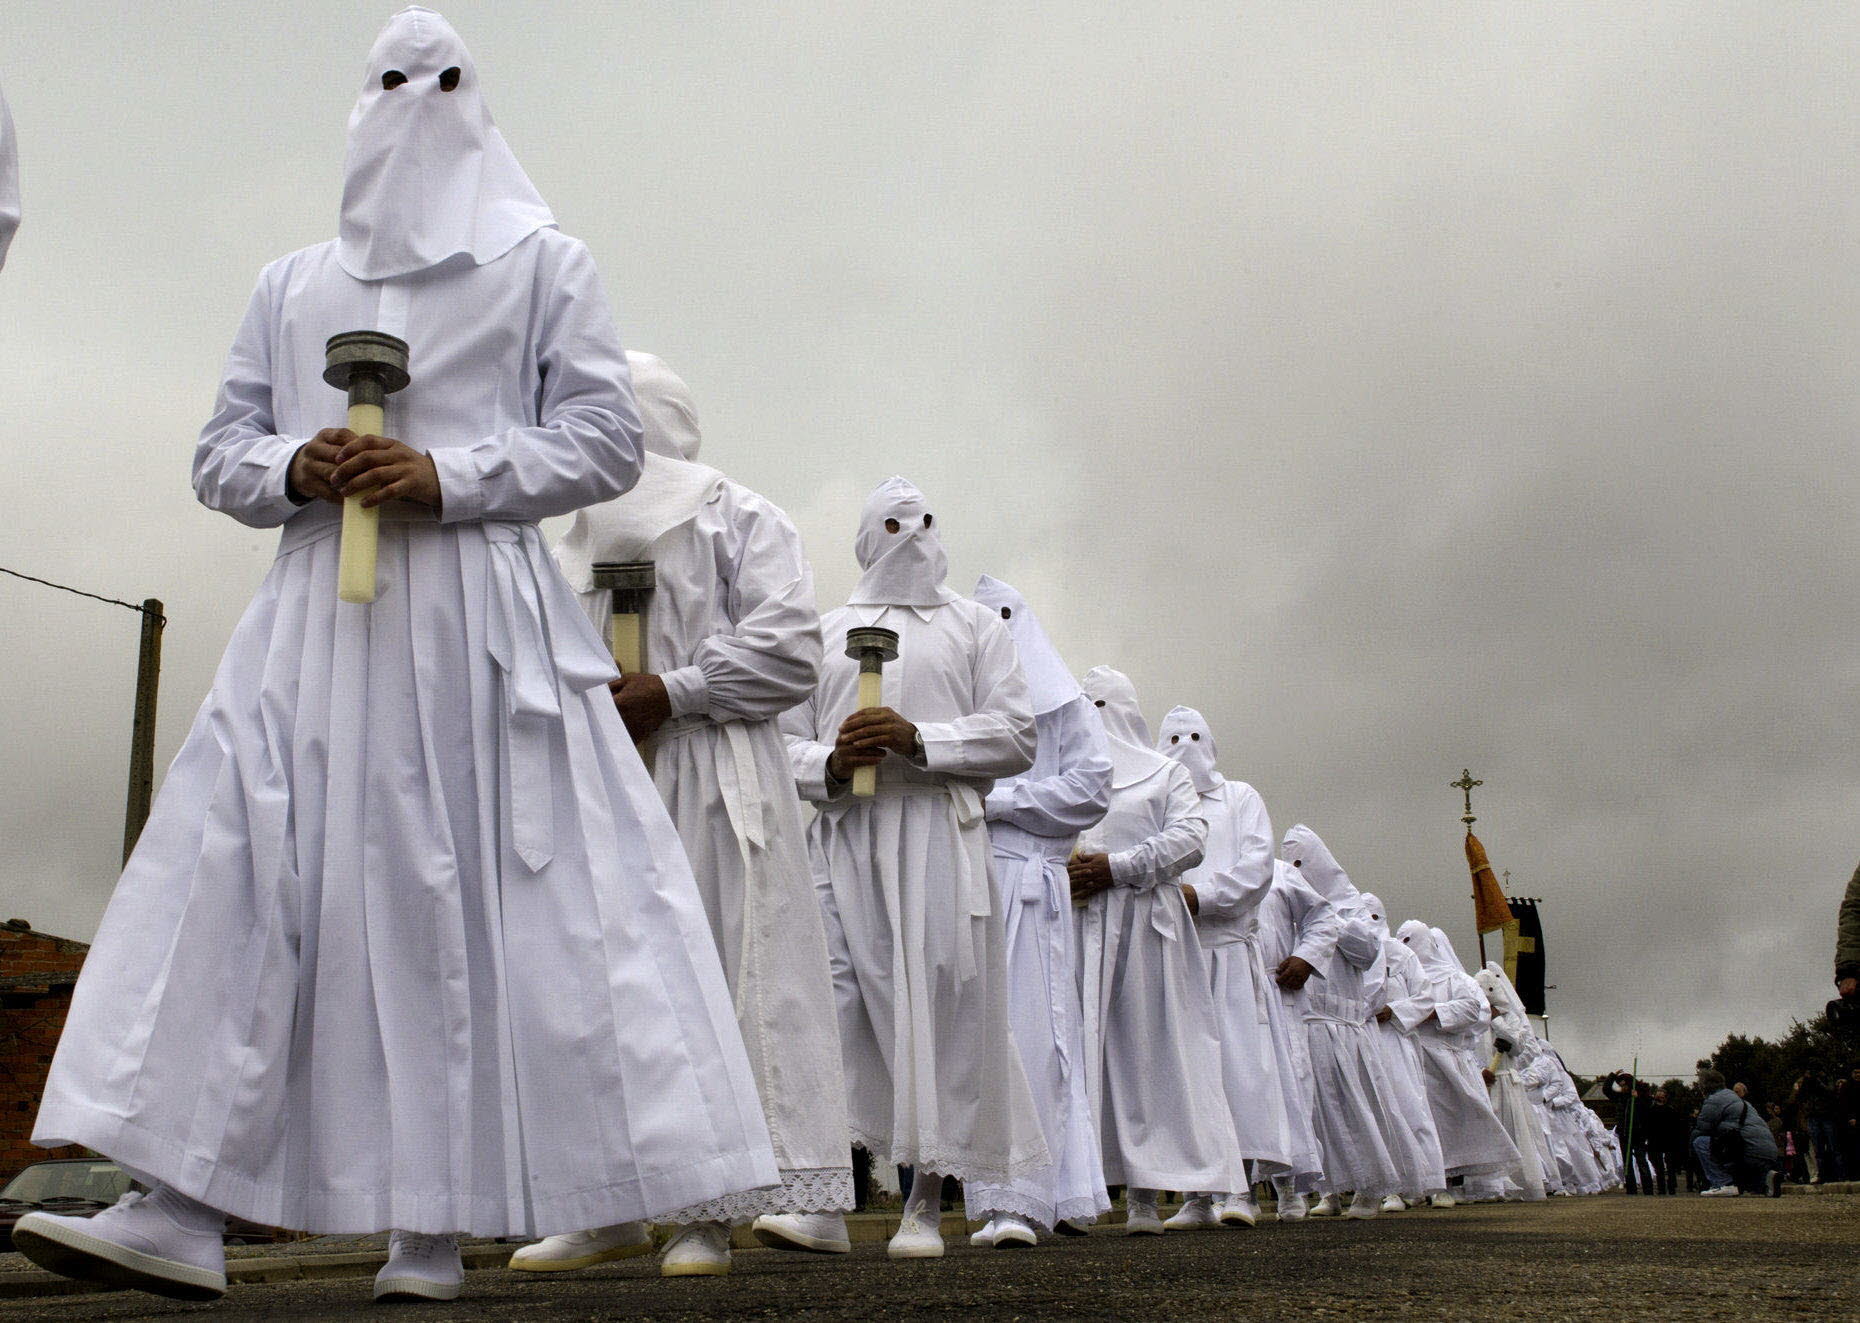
<box><xmin>1466</xmin><ymin>831</ymin><xmax>1514</xmax><ymax>933</ymax></box>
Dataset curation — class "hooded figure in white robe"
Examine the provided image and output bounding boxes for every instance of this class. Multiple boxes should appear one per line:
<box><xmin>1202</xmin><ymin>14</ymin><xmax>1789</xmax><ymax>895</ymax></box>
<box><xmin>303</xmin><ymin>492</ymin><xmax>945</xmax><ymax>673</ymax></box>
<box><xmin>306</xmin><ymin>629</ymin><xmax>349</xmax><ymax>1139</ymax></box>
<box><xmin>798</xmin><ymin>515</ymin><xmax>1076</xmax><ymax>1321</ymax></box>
<box><xmin>1155</xmin><ymin>705</ymin><xmax>1292</xmax><ymax>1216</ymax></box>
<box><xmin>1070</xmin><ymin>669</ymin><xmax>1244</xmax><ymax>1220</ymax></box>
<box><xmin>1277</xmin><ymin>827</ymin><xmax>1406</xmax><ymax>1211</ymax></box>
<box><xmin>1472</xmin><ymin>961</ymin><xmax>1550</xmax><ymax>1201</ymax></box>
<box><xmin>961</xmin><ymin>576</ymin><xmax>1112</xmax><ymax>1243</ymax></box>
<box><xmin>1356</xmin><ymin>892</ymin><xmax>1448</xmax><ymax>1202</ymax></box>
<box><xmin>30</xmin><ymin>5</ymin><xmax>775</xmax><ymax>1264</ymax></box>
<box><xmin>1254</xmin><ymin>859</ymin><xmax>1340</xmax><ymax>1203</ymax></box>
<box><xmin>780</xmin><ymin>478</ymin><xmax>1047</xmax><ymax>1257</ymax></box>
<box><xmin>1</xmin><ymin>82</ymin><xmax>18</xmax><ymax>269</ymax></box>
<box><xmin>1391</xmin><ymin>922</ymin><xmax>1520</xmax><ymax>1182</ymax></box>
<box><xmin>503</xmin><ymin>353</ymin><xmax>851</xmax><ymax>1272</ymax></box>
<box><xmin>1517</xmin><ymin>1033</ymin><xmax>1604</xmax><ymax>1195</ymax></box>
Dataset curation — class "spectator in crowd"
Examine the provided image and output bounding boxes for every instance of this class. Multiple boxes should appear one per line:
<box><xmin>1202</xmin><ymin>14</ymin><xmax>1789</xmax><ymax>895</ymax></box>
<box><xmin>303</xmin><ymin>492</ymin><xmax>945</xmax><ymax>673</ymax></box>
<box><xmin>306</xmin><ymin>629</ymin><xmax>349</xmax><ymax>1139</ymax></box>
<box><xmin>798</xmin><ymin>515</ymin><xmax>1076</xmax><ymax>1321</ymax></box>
<box><xmin>1843</xmin><ymin>1066</ymin><xmax>1860</xmax><ymax>1181</ymax></box>
<box><xmin>1602</xmin><ymin>1073</ymin><xmax>1655</xmax><ymax>1195</ymax></box>
<box><xmin>1693</xmin><ymin>1069</ymin><xmax>1780</xmax><ymax>1197</ymax></box>
<box><xmin>1646</xmin><ymin>1089</ymin><xmax>1684</xmax><ymax>1196</ymax></box>
<box><xmin>1793</xmin><ymin>1072</ymin><xmax>1839</xmax><ymax>1183</ymax></box>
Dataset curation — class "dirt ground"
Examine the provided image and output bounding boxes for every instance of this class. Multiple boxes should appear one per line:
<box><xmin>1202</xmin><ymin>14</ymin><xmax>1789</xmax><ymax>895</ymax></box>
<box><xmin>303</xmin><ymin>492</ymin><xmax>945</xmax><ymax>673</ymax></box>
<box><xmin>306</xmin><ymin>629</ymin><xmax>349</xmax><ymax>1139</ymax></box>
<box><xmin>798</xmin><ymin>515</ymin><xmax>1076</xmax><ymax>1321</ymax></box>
<box><xmin>7</xmin><ymin>1192</ymin><xmax>1856</xmax><ymax>1321</ymax></box>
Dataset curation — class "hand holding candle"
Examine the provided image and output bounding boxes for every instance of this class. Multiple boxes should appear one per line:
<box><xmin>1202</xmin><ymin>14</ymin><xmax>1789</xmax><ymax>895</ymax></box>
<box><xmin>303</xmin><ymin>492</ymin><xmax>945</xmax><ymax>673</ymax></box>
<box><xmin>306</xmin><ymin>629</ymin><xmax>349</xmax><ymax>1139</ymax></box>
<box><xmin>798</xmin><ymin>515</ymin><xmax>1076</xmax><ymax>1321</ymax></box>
<box><xmin>841</xmin><ymin>626</ymin><xmax>901</xmax><ymax>797</ymax></box>
<box><xmin>322</xmin><ymin>331</ymin><xmax>410</xmax><ymax>605</ymax></box>
<box><xmin>591</xmin><ymin>561</ymin><xmax>656</xmax><ymax>674</ymax></box>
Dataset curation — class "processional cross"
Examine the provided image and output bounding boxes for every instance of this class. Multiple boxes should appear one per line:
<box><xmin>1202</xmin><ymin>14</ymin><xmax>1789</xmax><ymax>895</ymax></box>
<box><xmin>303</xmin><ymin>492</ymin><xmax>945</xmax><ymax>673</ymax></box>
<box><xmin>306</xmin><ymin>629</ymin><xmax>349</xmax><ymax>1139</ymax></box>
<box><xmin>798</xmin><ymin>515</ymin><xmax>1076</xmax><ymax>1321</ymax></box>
<box><xmin>1451</xmin><ymin>768</ymin><xmax>1483</xmax><ymax>829</ymax></box>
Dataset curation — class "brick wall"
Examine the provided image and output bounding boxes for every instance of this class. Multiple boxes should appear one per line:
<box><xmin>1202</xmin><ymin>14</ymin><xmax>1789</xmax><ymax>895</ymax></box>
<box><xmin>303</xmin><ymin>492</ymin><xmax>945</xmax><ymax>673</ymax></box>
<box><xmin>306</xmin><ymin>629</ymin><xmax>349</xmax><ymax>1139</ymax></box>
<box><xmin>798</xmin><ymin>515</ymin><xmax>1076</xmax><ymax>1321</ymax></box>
<box><xmin>0</xmin><ymin>921</ymin><xmax>91</xmax><ymax>1178</ymax></box>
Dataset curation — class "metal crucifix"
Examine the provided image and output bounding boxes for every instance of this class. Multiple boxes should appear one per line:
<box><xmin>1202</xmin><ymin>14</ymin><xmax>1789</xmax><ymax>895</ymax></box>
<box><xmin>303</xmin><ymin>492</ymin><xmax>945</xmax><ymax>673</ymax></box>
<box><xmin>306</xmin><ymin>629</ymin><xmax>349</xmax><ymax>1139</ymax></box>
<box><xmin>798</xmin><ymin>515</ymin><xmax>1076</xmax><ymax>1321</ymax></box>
<box><xmin>1451</xmin><ymin>768</ymin><xmax>1483</xmax><ymax>829</ymax></box>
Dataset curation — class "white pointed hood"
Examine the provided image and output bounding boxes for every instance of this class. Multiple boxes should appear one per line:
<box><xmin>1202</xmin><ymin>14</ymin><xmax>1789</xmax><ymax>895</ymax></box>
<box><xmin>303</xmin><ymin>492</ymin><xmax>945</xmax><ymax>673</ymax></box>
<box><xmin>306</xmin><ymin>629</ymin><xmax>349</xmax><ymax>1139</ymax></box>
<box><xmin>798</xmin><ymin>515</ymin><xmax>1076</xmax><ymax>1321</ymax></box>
<box><xmin>1431</xmin><ymin>926</ymin><xmax>1473</xmax><ymax>977</ymax></box>
<box><xmin>0</xmin><ymin>85</ymin><xmax>18</xmax><ymax>270</ymax></box>
<box><xmin>1476</xmin><ymin>961</ymin><xmax>1529</xmax><ymax>1021</ymax></box>
<box><xmin>1357</xmin><ymin>891</ymin><xmax>1391</xmax><ymax>942</ymax></box>
<box><xmin>338</xmin><ymin>6</ymin><xmax>555</xmax><ymax>281</ymax></box>
<box><xmin>1155</xmin><ymin>705</ymin><xmax>1222</xmax><ymax>795</ymax></box>
<box><xmin>847</xmin><ymin>477</ymin><xmax>958</xmax><ymax>608</ymax></box>
<box><xmin>1398</xmin><ymin>919</ymin><xmax>1456</xmax><ymax>984</ymax></box>
<box><xmin>1082</xmin><ymin>666</ymin><xmax>1167</xmax><ymax>788</ymax></box>
<box><xmin>973</xmin><ymin>575</ymin><xmax>1080</xmax><ymax>715</ymax></box>
<box><xmin>552</xmin><ymin>351</ymin><xmax>724</xmax><ymax>592</ymax></box>
<box><xmin>1279</xmin><ymin>824</ymin><xmax>1359</xmax><ymax>910</ymax></box>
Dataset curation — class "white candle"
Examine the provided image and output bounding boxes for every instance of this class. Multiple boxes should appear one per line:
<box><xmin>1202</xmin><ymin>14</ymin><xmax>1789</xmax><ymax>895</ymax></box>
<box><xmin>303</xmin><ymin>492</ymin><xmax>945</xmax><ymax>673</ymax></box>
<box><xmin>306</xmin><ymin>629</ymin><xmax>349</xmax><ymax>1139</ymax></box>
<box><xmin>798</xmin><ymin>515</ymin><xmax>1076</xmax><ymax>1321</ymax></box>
<box><xmin>851</xmin><ymin>669</ymin><xmax>883</xmax><ymax>797</ymax></box>
<box><xmin>336</xmin><ymin>400</ymin><xmax>384</xmax><ymax>605</ymax></box>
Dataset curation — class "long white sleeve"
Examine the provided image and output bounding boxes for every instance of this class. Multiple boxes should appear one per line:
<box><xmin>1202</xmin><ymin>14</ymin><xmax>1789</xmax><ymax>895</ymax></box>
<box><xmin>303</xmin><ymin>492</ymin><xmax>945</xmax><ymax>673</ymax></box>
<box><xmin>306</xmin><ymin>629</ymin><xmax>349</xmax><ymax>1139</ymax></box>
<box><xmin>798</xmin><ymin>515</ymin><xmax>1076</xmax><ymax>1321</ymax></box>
<box><xmin>1288</xmin><ymin>877</ymin><xmax>1342</xmax><ymax>970</ymax></box>
<box><xmin>0</xmin><ymin>86</ymin><xmax>19</xmax><ymax>270</ymax></box>
<box><xmin>983</xmin><ymin>696</ymin><xmax>1112</xmax><ymax>838</ymax></box>
<box><xmin>193</xmin><ymin>267</ymin><xmax>311</xmax><ymax>529</ymax></box>
<box><xmin>659</xmin><ymin>492</ymin><xmax>822</xmax><ymax>723</ymax></box>
<box><xmin>1186</xmin><ymin>783</ymin><xmax>1273</xmax><ymax>921</ymax></box>
<box><xmin>1384</xmin><ymin>945</ymin><xmax>1437</xmax><ymax>1031</ymax></box>
<box><xmin>1432</xmin><ymin>973</ymin><xmax>1487</xmax><ymax>1035</ymax></box>
<box><xmin>781</xmin><ymin>687</ymin><xmax>845</xmax><ymax>804</ymax></box>
<box><xmin>914</xmin><ymin>612</ymin><xmax>1037</xmax><ymax>782</ymax></box>
<box><xmin>1108</xmin><ymin>762</ymin><xmax>1208</xmax><ymax>891</ymax></box>
<box><xmin>428</xmin><ymin>238</ymin><xmax>642</xmax><ymax>525</ymax></box>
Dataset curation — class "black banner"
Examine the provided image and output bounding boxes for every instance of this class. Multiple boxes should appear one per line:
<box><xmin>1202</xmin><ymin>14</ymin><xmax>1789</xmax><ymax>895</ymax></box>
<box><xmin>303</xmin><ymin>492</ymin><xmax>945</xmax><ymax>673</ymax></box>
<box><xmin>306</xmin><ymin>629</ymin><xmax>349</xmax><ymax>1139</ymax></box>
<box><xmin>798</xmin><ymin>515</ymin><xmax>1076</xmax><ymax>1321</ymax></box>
<box><xmin>1506</xmin><ymin>897</ymin><xmax>1546</xmax><ymax>1016</ymax></box>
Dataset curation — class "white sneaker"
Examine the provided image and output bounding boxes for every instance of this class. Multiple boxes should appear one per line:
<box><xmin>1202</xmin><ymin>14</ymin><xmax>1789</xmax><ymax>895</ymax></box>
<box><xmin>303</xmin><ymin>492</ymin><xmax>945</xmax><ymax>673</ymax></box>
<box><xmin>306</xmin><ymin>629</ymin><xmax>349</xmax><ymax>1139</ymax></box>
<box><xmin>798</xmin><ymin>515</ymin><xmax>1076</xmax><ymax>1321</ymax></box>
<box><xmin>1345</xmin><ymin>1193</ymin><xmax>1380</xmax><ymax>1220</ymax></box>
<box><xmin>1307</xmin><ymin>1194</ymin><xmax>1341</xmax><ymax>1218</ymax></box>
<box><xmin>969</xmin><ymin>1216</ymin><xmax>999</xmax><ymax>1248</ymax></box>
<box><xmin>660</xmin><ymin>1222</ymin><xmax>732</xmax><ymax>1277</ymax></box>
<box><xmin>12</xmin><ymin>1190</ymin><xmax>227</xmax><ymax>1302</ymax></box>
<box><xmin>1124</xmin><ymin>1201</ymin><xmax>1164</xmax><ymax>1235</ymax></box>
<box><xmin>508</xmin><ymin>1222</ymin><xmax>654</xmax><ymax>1272</ymax></box>
<box><xmin>887</xmin><ymin>1209</ymin><xmax>945</xmax><ymax>1259</ymax></box>
<box><xmin>1701</xmin><ymin>1186</ymin><xmax>1741</xmax><ymax>1198</ymax></box>
<box><xmin>1276</xmin><ymin>1192</ymin><xmax>1309</xmax><ymax>1222</ymax></box>
<box><xmin>374</xmin><ymin>1230</ymin><xmax>463</xmax><ymax>1302</ymax></box>
<box><xmin>1429</xmin><ymin>1193</ymin><xmax>1457</xmax><ymax>1209</ymax></box>
<box><xmin>752</xmin><ymin>1212</ymin><xmax>852</xmax><ymax>1254</ymax></box>
<box><xmin>1379</xmin><ymin>1194</ymin><xmax>1406</xmax><ymax>1213</ymax></box>
<box><xmin>1218</xmin><ymin>1194</ymin><xmax>1259</xmax><ymax>1227</ymax></box>
<box><xmin>990</xmin><ymin>1213</ymin><xmax>1038</xmax><ymax>1249</ymax></box>
<box><xmin>1163</xmin><ymin>1195</ymin><xmax>1219</xmax><ymax>1230</ymax></box>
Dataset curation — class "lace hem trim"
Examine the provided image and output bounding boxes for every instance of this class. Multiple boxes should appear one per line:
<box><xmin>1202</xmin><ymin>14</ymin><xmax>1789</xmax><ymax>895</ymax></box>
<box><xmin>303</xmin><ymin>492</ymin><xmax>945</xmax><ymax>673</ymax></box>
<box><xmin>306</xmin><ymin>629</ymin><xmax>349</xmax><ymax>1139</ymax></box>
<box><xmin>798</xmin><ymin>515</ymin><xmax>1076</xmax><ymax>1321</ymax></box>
<box><xmin>850</xmin><ymin>1129</ymin><xmax>1054</xmax><ymax>1189</ymax></box>
<box><xmin>659</xmin><ymin>1167</ymin><xmax>855</xmax><ymax>1226</ymax></box>
<box><xmin>962</xmin><ymin>1186</ymin><xmax>1112</xmax><ymax>1229</ymax></box>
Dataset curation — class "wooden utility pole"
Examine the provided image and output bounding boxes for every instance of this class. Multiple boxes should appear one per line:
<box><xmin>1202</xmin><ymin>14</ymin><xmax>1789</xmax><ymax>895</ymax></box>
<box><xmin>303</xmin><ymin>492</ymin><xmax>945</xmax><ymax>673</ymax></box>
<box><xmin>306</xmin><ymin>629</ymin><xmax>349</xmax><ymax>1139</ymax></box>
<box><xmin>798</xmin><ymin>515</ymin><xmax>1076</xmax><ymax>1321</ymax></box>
<box><xmin>121</xmin><ymin>599</ymin><xmax>165</xmax><ymax>865</ymax></box>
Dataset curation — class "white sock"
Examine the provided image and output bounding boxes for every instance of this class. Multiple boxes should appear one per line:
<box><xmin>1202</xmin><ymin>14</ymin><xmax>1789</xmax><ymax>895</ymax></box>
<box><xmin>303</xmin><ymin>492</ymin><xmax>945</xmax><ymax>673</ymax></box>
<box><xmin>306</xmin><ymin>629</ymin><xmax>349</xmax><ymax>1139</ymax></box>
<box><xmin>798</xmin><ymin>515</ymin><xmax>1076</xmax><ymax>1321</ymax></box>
<box><xmin>904</xmin><ymin>1171</ymin><xmax>943</xmax><ymax>1220</ymax></box>
<box><xmin>144</xmin><ymin>1185</ymin><xmax>226</xmax><ymax>1235</ymax></box>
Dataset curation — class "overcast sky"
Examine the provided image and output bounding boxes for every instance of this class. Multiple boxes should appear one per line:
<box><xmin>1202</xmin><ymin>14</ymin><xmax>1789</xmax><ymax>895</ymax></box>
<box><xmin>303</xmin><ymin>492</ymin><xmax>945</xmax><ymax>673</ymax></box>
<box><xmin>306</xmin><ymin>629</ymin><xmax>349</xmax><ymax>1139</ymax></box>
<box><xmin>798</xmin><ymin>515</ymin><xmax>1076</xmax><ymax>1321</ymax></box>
<box><xmin>2</xmin><ymin>2</ymin><xmax>1854</xmax><ymax>1081</ymax></box>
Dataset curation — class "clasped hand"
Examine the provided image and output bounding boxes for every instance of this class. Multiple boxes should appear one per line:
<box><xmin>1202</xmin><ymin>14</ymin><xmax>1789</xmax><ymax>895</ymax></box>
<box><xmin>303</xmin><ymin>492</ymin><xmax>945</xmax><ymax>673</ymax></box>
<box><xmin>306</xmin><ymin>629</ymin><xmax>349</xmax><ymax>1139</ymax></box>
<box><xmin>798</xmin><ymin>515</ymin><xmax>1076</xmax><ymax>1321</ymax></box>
<box><xmin>290</xmin><ymin>428</ymin><xmax>442</xmax><ymax>511</ymax></box>
<box><xmin>827</xmin><ymin>706</ymin><xmax>918</xmax><ymax>781</ymax></box>
<box><xmin>1068</xmin><ymin>852</ymin><xmax>1114</xmax><ymax>904</ymax></box>
<box><xmin>609</xmin><ymin>673</ymin><xmax>672</xmax><ymax>743</ymax></box>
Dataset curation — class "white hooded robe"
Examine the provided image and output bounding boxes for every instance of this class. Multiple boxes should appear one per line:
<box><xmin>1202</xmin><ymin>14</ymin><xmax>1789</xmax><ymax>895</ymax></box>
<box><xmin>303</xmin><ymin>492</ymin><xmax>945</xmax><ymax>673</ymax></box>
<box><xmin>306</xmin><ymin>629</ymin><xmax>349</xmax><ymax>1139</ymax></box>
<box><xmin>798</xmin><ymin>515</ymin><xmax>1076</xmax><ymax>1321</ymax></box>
<box><xmin>1357</xmin><ymin>893</ymin><xmax>1448</xmax><ymax>1198</ymax></box>
<box><xmin>781</xmin><ymin>479</ymin><xmax>1049</xmax><ymax>1195</ymax></box>
<box><xmin>1155</xmin><ymin>705</ymin><xmax>1293</xmax><ymax>1180</ymax></box>
<box><xmin>960</xmin><ymin>576</ymin><xmax>1112</xmax><ymax>1230</ymax></box>
<box><xmin>1473</xmin><ymin>962</ymin><xmax>1550</xmax><ymax>1201</ymax></box>
<box><xmin>1392</xmin><ymin>921</ymin><xmax>1519</xmax><ymax>1180</ymax></box>
<box><xmin>33</xmin><ymin>8</ymin><xmax>776</xmax><ymax>1238</ymax></box>
<box><xmin>1254</xmin><ymin>860</ymin><xmax>1339</xmax><ymax>1193</ymax></box>
<box><xmin>1071</xmin><ymin>669</ymin><xmax>1244</xmax><ymax>1195</ymax></box>
<box><xmin>1277</xmin><ymin>826</ymin><xmax>1406</xmax><ymax>1198</ymax></box>
<box><xmin>556</xmin><ymin>353</ymin><xmax>853</xmax><ymax>1220</ymax></box>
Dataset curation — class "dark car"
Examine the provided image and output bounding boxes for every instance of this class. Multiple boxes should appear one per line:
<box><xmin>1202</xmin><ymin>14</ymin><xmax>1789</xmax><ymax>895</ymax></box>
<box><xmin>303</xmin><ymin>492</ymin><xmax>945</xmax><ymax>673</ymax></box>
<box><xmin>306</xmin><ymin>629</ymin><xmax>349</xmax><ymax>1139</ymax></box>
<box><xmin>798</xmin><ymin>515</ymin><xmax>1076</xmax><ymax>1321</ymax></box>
<box><xmin>0</xmin><ymin>1158</ymin><xmax>133</xmax><ymax>1239</ymax></box>
<box><xmin>1</xmin><ymin>1159</ymin><xmax>283</xmax><ymax>1245</ymax></box>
